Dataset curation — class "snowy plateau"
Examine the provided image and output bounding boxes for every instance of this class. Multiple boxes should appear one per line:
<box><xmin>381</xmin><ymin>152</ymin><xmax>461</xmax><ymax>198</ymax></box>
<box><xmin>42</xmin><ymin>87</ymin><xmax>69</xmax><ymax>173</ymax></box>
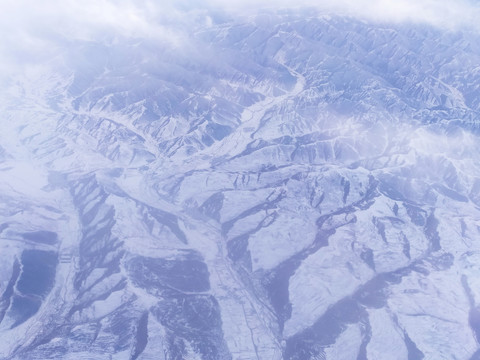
<box><xmin>1</xmin><ymin>6</ymin><xmax>480</xmax><ymax>360</ymax></box>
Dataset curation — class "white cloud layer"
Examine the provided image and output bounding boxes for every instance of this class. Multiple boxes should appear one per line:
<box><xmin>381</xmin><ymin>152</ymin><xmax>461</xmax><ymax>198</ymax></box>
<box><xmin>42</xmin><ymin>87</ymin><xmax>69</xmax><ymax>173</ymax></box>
<box><xmin>2</xmin><ymin>0</ymin><xmax>480</xmax><ymax>39</ymax></box>
<box><xmin>0</xmin><ymin>0</ymin><xmax>479</xmax><ymax>79</ymax></box>
<box><xmin>207</xmin><ymin>0</ymin><xmax>480</xmax><ymax>31</ymax></box>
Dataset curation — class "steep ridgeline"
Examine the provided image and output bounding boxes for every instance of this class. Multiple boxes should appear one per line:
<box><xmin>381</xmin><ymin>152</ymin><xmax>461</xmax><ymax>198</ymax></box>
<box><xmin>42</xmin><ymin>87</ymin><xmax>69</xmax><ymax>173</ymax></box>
<box><xmin>1</xmin><ymin>10</ymin><xmax>480</xmax><ymax>360</ymax></box>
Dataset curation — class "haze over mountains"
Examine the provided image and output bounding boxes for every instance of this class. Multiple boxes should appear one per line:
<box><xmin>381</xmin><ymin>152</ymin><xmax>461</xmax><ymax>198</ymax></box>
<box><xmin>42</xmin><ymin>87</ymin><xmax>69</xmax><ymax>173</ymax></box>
<box><xmin>1</xmin><ymin>1</ymin><xmax>480</xmax><ymax>359</ymax></box>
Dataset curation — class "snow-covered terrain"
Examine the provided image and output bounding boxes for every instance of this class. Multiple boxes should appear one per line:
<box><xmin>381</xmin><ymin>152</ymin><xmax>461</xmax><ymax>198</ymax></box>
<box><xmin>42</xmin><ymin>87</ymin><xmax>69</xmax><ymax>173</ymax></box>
<box><xmin>1</xmin><ymin>4</ymin><xmax>480</xmax><ymax>359</ymax></box>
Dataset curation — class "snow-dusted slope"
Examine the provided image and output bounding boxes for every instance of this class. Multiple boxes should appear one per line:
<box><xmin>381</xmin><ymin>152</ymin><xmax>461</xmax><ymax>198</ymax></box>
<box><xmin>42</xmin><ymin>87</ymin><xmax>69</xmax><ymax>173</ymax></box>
<box><xmin>1</xmin><ymin>10</ymin><xmax>480</xmax><ymax>360</ymax></box>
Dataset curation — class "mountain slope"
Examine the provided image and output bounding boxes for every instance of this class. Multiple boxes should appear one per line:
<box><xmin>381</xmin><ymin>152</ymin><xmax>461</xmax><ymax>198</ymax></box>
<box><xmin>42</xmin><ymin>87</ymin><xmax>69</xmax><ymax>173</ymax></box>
<box><xmin>1</xmin><ymin>10</ymin><xmax>480</xmax><ymax>360</ymax></box>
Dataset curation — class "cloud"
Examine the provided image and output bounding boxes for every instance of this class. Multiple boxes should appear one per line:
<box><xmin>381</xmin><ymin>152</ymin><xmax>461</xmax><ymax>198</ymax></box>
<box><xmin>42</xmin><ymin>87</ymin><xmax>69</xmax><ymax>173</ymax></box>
<box><xmin>0</xmin><ymin>0</ymin><xmax>190</xmax><ymax>80</ymax></box>
<box><xmin>2</xmin><ymin>0</ymin><xmax>479</xmax><ymax>40</ymax></box>
<box><xmin>205</xmin><ymin>0</ymin><xmax>480</xmax><ymax>31</ymax></box>
<box><xmin>0</xmin><ymin>0</ymin><xmax>187</xmax><ymax>45</ymax></box>
<box><xmin>2</xmin><ymin>0</ymin><xmax>479</xmax><ymax>46</ymax></box>
<box><xmin>0</xmin><ymin>0</ymin><xmax>479</xmax><ymax>81</ymax></box>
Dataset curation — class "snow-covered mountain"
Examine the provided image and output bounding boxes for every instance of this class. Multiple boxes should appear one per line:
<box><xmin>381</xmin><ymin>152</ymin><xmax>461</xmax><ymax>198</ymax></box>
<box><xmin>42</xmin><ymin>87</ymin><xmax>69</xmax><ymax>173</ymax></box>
<box><xmin>1</xmin><ymin>6</ymin><xmax>480</xmax><ymax>360</ymax></box>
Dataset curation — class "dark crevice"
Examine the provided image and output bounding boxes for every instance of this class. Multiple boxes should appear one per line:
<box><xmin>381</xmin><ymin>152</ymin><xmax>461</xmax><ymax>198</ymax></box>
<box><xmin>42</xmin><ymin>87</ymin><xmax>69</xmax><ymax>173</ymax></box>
<box><xmin>131</xmin><ymin>312</ymin><xmax>149</xmax><ymax>360</ymax></box>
